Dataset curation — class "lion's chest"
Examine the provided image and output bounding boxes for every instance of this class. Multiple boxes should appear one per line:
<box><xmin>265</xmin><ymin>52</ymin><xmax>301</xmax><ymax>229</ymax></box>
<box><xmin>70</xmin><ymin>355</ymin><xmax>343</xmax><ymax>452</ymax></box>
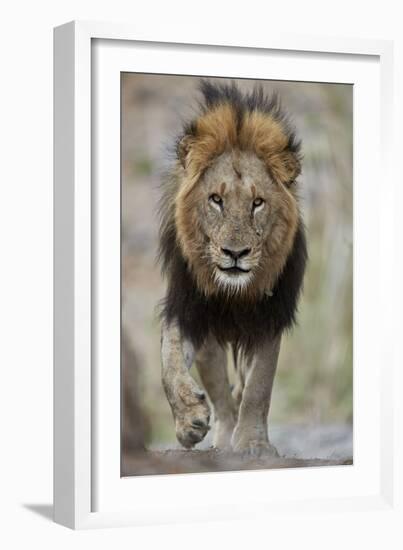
<box><xmin>181</xmin><ymin>295</ymin><xmax>275</xmax><ymax>351</ymax></box>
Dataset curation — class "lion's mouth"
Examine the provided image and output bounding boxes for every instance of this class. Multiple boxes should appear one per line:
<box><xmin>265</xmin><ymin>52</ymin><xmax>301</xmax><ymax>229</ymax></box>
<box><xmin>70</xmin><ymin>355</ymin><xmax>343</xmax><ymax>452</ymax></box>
<box><xmin>217</xmin><ymin>265</ymin><xmax>251</xmax><ymax>275</ymax></box>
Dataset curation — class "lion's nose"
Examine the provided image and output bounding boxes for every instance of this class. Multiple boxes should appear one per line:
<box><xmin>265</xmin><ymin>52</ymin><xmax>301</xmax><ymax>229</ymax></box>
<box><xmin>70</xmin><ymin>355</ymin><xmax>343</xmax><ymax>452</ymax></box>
<box><xmin>221</xmin><ymin>247</ymin><xmax>251</xmax><ymax>260</ymax></box>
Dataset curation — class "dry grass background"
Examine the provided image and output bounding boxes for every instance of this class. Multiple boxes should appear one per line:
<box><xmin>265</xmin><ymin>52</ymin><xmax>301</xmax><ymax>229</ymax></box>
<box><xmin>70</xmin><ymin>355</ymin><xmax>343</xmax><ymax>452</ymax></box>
<box><xmin>121</xmin><ymin>74</ymin><xmax>353</xmax><ymax>457</ymax></box>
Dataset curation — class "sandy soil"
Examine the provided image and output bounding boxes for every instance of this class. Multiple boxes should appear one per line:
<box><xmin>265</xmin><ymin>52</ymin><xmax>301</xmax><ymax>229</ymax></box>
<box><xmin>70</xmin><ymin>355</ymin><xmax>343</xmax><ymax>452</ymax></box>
<box><xmin>122</xmin><ymin>448</ymin><xmax>352</xmax><ymax>477</ymax></box>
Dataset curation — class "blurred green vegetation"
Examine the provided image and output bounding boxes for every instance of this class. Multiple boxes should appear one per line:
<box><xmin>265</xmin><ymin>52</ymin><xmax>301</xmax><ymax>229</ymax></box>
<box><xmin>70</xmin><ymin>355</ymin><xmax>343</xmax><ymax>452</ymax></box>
<box><xmin>121</xmin><ymin>75</ymin><xmax>353</xmax><ymax>446</ymax></box>
<box><xmin>131</xmin><ymin>156</ymin><xmax>153</xmax><ymax>177</ymax></box>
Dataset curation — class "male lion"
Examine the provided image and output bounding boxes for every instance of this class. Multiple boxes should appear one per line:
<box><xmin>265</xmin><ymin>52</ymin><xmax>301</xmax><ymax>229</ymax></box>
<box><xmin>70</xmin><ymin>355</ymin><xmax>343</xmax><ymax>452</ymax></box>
<box><xmin>158</xmin><ymin>81</ymin><xmax>307</xmax><ymax>455</ymax></box>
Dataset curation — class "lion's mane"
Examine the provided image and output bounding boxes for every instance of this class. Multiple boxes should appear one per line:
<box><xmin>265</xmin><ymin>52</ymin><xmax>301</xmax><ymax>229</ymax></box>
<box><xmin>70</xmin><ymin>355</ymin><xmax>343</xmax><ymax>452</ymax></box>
<box><xmin>158</xmin><ymin>81</ymin><xmax>307</xmax><ymax>354</ymax></box>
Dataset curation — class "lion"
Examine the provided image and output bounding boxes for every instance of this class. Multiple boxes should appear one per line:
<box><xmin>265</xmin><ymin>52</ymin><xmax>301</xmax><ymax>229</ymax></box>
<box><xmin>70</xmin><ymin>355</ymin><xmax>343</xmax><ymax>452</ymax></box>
<box><xmin>158</xmin><ymin>81</ymin><xmax>307</xmax><ymax>455</ymax></box>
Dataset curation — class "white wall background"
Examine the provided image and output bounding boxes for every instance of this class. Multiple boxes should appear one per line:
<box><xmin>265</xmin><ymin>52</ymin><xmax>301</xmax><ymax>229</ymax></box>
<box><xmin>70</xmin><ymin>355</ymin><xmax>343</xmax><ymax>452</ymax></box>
<box><xmin>0</xmin><ymin>0</ymin><xmax>401</xmax><ymax>547</ymax></box>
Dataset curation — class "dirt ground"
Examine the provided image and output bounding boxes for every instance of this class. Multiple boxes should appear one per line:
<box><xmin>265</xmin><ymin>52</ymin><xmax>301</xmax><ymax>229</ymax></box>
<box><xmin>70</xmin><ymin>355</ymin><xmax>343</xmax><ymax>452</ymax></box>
<box><xmin>122</xmin><ymin>449</ymin><xmax>352</xmax><ymax>477</ymax></box>
<box><xmin>122</xmin><ymin>423</ymin><xmax>353</xmax><ymax>476</ymax></box>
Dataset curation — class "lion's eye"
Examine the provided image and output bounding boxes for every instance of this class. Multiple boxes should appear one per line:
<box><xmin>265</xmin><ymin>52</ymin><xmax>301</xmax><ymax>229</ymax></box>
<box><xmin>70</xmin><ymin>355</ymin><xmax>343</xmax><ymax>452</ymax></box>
<box><xmin>210</xmin><ymin>194</ymin><xmax>223</xmax><ymax>205</ymax></box>
<box><xmin>253</xmin><ymin>198</ymin><xmax>264</xmax><ymax>208</ymax></box>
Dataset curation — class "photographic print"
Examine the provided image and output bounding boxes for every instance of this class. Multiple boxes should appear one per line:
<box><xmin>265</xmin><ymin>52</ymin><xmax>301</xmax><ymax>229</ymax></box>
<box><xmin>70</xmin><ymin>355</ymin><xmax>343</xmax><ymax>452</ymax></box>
<box><xmin>121</xmin><ymin>74</ymin><xmax>353</xmax><ymax>476</ymax></box>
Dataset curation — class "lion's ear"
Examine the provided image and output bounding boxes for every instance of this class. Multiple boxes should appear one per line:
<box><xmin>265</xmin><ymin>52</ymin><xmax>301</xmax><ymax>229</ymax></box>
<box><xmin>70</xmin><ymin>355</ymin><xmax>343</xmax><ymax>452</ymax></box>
<box><xmin>269</xmin><ymin>150</ymin><xmax>301</xmax><ymax>186</ymax></box>
<box><xmin>177</xmin><ymin>135</ymin><xmax>193</xmax><ymax>168</ymax></box>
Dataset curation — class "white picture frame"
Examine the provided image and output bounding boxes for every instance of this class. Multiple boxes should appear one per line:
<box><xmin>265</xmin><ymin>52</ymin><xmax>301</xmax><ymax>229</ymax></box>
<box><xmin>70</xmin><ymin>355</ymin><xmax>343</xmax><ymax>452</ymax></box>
<box><xmin>54</xmin><ymin>20</ymin><xmax>396</xmax><ymax>529</ymax></box>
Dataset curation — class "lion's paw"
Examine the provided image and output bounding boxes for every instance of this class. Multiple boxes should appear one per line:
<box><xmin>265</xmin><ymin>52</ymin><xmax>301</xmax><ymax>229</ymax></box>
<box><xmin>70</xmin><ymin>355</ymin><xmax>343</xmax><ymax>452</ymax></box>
<box><xmin>239</xmin><ymin>440</ymin><xmax>279</xmax><ymax>458</ymax></box>
<box><xmin>231</xmin><ymin>429</ymin><xmax>279</xmax><ymax>457</ymax></box>
<box><xmin>174</xmin><ymin>386</ymin><xmax>211</xmax><ymax>449</ymax></box>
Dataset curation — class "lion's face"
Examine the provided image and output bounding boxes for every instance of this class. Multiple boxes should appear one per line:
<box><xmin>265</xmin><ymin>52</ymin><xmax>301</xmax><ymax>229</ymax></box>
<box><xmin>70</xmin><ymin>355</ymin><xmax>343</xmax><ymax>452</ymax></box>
<box><xmin>201</xmin><ymin>152</ymin><xmax>271</xmax><ymax>292</ymax></box>
<box><xmin>175</xmin><ymin>150</ymin><xmax>299</xmax><ymax>298</ymax></box>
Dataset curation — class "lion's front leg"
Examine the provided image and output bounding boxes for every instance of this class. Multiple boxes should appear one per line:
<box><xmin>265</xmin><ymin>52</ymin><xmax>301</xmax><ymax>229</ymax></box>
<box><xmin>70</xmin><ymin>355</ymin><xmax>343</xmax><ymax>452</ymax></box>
<box><xmin>161</xmin><ymin>321</ymin><xmax>211</xmax><ymax>449</ymax></box>
<box><xmin>195</xmin><ymin>337</ymin><xmax>237</xmax><ymax>450</ymax></box>
<box><xmin>231</xmin><ymin>334</ymin><xmax>281</xmax><ymax>456</ymax></box>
